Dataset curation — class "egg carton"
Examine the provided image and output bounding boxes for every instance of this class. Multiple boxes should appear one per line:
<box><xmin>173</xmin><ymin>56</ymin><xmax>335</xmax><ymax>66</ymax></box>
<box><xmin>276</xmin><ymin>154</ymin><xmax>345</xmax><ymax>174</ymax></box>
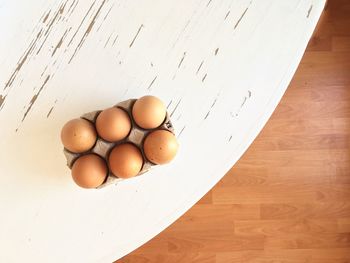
<box><xmin>63</xmin><ymin>99</ymin><xmax>175</xmax><ymax>188</ymax></box>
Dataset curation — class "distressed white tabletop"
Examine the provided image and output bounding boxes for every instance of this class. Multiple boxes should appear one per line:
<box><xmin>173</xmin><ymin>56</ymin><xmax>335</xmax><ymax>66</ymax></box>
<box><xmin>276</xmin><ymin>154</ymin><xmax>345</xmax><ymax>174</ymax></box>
<box><xmin>0</xmin><ymin>0</ymin><xmax>325</xmax><ymax>262</ymax></box>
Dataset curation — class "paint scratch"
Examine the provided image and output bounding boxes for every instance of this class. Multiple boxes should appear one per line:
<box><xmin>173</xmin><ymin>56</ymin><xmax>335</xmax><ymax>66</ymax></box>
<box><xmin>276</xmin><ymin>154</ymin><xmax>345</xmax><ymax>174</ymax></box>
<box><xmin>178</xmin><ymin>52</ymin><xmax>186</xmax><ymax>68</ymax></box>
<box><xmin>228</xmin><ymin>135</ymin><xmax>232</xmax><ymax>142</ymax></box>
<box><xmin>206</xmin><ymin>0</ymin><xmax>212</xmax><ymax>7</ymax></box>
<box><xmin>112</xmin><ymin>35</ymin><xmax>118</xmax><ymax>46</ymax></box>
<box><xmin>0</xmin><ymin>95</ymin><xmax>6</xmax><ymax>110</ymax></box>
<box><xmin>68</xmin><ymin>0</ymin><xmax>79</xmax><ymax>15</ymax></box>
<box><xmin>248</xmin><ymin>90</ymin><xmax>252</xmax><ymax>98</ymax></box>
<box><xmin>170</xmin><ymin>99</ymin><xmax>182</xmax><ymax>117</ymax></box>
<box><xmin>178</xmin><ymin>126</ymin><xmax>186</xmax><ymax>138</ymax></box>
<box><xmin>147</xmin><ymin>76</ymin><xmax>157</xmax><ymax>90</ymax></box>
<box><xmin>104</xmin><ymin>32</ymin><xmax>113</xmax><ymax>48</ymax></box>
<box><xmin>234</xmin><ymin>7</ymin><xmax>249</xmax><ymax>29</ymax></box>
<box><xmin>97</xmin><ymin>2</ymin><xmax>114</xmax><ymax>31</ymax></box>
<box><xmin>166</xmin><ymin>100</ymin><xmax>173</xmax><ymax>109</ymax></box>
<box><xmin>202</xmin><ymin>73</ymin><xmax>207</xmax><ymax>82</ymax></box>
<box><xmin>176</xmin><ymin>114</ymin><xmax>182</xmax><ymax>121</ymax></box>
<box><xmin>211</xmin><ymin>98</ymin><xmax>217</xmax><ymax>108</ymax></box>
<box><xmin>69</xmin><ymin>0</ymin><xmax>107</xmax><ymax>63</ymax></box>
<box><xmin>129</xmin><ymin>24</ymin><xmax>144</xmax><ymax>48</ymax></box>
<box><xmin>215</xmin><ymin>48</ymin><xmax>219</xmax><ymax>56</ymax></box>
<box><xmin>224</xmin><ymin>10</ymin><xmax>230</xmax><ymax>20</ymax></box>
<box><xmin>47</xmin><ymin>107</ymin><xmax>54</xmax><ymax>118</ymax></box>
<box><xmin>196</xmin><ymin>61</ymin><xmax>204</xmax><ymax>74</ymax></box>
<box><xmin>307</xmin><ymin>5</ymin><xmax>313</xmax><ymax>18</ymax></box>
<box><xmin>67</xmin><ymin>0</ymin><xmax>77</xmax><ymax>14</ymax></box>
<box><xmin>22</xmin><ymin>75</ymin><xmax>50</xmax><ymax>122</ymax></box>
<box><xmin>42</xmin><ymin>10</ymin><xmax>51</xmax><ymax>23</ymax></box>
<box><xmin>240</xmin><ymin>96</ymin><xmax>247</xmax><ymax>108</ymax></box>
<box><xmin>171</xmin><ymin>19</ymin><xmax>190</xmax><ymax>49</ymax></box>
<box><xmin>204</xmin><ymin>111</ymin><xmax>210</xmax><ymax>120</ymax></box>
<box><xmin>46</xmin><ymin>99</ymin><xmax>57</xmax><ymax>118</ymax></box>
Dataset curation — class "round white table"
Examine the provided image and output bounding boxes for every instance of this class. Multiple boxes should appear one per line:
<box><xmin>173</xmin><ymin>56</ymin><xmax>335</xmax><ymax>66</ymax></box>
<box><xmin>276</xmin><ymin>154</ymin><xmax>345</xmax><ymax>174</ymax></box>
<box><xmin>0</xmin><ymin>0</ymin><xmax>325</xmax><ymax>262</ymax></box>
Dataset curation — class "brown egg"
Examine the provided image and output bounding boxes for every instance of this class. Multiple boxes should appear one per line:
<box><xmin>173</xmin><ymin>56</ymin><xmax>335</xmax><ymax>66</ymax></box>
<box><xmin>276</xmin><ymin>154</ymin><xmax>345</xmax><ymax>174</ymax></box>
<box><xmin>71</xmin><ymin>154</ymin><xmax>107</xmax><ymax>188</ymax></box>
<box><xmin>108</xmin><ymin>143</ymin><xmax>143</xmax><ymax>179</ymax></box>
<box><xmin>132</xmin><ymin>95</ymin><xmax>166</xmax><ymax>129</ymax></box>
<box><xmin>96</xmin><ymin>107</ymin><xmax>131</xmax><ymax>142</ymax></box>
<box><xmin>143</xmin><ymin>130</ymin><xmax>178</xmax><ymax>164</ymax></box>
<box><xmin>61</xmin><ymin>118</ymin><xmax>97</xmax><ymax>153</ymax></box>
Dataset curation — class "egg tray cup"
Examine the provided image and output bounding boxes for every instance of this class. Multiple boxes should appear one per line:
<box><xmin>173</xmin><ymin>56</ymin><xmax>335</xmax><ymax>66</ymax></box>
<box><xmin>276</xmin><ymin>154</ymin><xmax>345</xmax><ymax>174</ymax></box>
<box><xmin>63</xmin><ymin>99</ymin><xmax>175</xmax><ymax>188</ymax></box>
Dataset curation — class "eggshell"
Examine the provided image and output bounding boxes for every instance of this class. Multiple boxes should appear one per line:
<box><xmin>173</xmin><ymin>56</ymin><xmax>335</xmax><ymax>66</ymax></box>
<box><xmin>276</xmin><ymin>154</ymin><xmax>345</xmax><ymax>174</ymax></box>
<box><xmin>132</xmin><ymin>95</ymin><xmax>166</xmax><ymax>129</ymax></box>
<box><xmin>96</xmin><ymin>107</ymin><xmax>131</xmax><ymax>142</ymax></box>
<box><xmin>61</xmin><ymin>118</ymin><xmax>97</xmax><ymax>153</ymax></box>
<box><xmin>108</xmin><ymin>143</ymin><xmax>143</xmax><ymax>179</ymax></box>
<box><xmin>143</xmin><ymin>130</ymin><xmax>178</xmax><ymax>164</ymax></box>
<box><xmin>71</xmin><ymin>154</ymin><xmax>107</xmax><ymax>188</ymax></box>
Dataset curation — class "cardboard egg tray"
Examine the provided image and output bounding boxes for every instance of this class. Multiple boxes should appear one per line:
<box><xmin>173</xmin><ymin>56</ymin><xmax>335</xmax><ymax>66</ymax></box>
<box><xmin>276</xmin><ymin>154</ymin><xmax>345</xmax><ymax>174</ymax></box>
<box><xmin>63</xmin><ymin>99</ymin><xmax>175</xmax><ymax>188</ymax></box>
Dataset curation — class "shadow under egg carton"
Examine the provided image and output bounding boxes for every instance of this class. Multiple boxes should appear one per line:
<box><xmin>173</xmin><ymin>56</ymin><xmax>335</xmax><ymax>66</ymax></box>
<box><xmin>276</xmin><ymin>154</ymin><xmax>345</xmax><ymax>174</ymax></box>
<box><xmin>63</xmin><ymin>99</ymin><xmax>175</xmax><ymax>188</ymax></box>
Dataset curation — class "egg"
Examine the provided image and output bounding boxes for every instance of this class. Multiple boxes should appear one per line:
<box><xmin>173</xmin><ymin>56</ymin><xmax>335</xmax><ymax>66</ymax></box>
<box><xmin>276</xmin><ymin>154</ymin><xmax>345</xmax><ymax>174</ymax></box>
<box><xmin>132</xmin><ymin>95</ymin><xmax>166</xmax><ymax>129</ymax></box>
<box><xmin>143</xmin><ymin>130</ymin><xmax>178</xmax><ymax>164</ymax></box>
<box><xmin>61</xmin><ymin>118</ymin><xmax>97</xmax><ymax>153</ymax></box>
<box><xmin>96</xmin><ymin>107</ymin><xmax>131</xmax><ymax>142</ymax></box>
<box><xmin>71</xmin><ymin>154</ymin><xmax>107</xmax><ymax>188</ymax></box>
<box><xmin>108</xmin><ymin>143</ymin><xmax>143</xmax><ymax>179</ymax></box>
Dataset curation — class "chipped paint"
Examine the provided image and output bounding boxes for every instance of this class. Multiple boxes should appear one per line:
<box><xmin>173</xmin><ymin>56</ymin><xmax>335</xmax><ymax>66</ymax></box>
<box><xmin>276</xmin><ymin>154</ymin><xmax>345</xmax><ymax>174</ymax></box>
<box><xmin>52</xmin><ymin>29</ymin><xmax>69</xmax><ymax>56</ymax></box>
<box><xmin>69</xmin><ymin>0</ymin><xmax>107</xmax><ymax>63</ymax></box>
<box><xmin>129</xmin><ymin>24</ymin><xmax>144</xmax><ymax>48</ymax></box>
<box><xmin>3</xmin><ymin>29</ymin><xmax>42</xmax><ymax>90</ymax></box>
<box><xmin>22</xmin><ymin>75</ymin><xmax>50</xmax><ymax>122</ymax></box>
<box><xmin>36</xmin><ymin>3</ymin><xmax>66</xmax><ymax>55</ymax></box>
<box><xmin>67</xmin><ymin>1</ymin><xmax>95</xmax><ymax>47</ymax></box>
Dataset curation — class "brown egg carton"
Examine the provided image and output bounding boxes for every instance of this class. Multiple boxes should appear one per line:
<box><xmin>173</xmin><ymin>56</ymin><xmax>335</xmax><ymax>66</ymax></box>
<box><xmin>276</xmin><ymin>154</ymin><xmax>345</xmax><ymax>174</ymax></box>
<box><xmin>63</xmin><ymin>99</ymin><xmax>175</xmax><ymax>188</ymax></box>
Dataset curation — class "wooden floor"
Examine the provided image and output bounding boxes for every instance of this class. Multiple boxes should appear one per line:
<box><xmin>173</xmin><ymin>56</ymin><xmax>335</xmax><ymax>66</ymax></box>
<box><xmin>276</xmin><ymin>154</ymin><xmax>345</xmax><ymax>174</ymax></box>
<box><xmin>117</xmin><ymin>1</ymin><xmax>350</xmax><ymax>262</ymax></box>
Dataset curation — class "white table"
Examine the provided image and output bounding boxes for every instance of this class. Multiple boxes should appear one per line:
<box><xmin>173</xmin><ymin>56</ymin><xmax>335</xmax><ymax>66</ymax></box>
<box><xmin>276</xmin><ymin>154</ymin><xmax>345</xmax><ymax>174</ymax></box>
<box><xmin>0</xmin><ymin>0</ymin><xmax>325</xmax><ymax>262</ymax></box>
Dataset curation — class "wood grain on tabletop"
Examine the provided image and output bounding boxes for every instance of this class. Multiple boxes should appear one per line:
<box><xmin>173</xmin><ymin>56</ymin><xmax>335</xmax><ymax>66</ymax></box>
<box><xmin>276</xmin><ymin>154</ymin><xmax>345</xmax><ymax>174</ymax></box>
<box><xmin>117</xmin><ymin>0</ymin><xmax>350</xmax><ymax>262</ymax></box>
